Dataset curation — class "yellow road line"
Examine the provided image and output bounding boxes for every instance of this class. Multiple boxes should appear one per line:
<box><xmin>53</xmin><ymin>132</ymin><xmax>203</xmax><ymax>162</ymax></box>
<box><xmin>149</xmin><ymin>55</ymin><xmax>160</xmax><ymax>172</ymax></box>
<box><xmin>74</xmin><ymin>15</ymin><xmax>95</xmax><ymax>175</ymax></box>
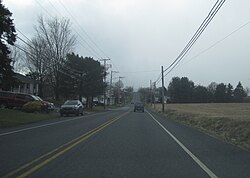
<box><xmin>2</xmin><ymin>118</ymin><xmax>116</xmax><ymax>178</ymax></box>
<box><xmin>2</xmin><ymin>111</ymin><xmax>129</xmax><ymax>178</ymax></box>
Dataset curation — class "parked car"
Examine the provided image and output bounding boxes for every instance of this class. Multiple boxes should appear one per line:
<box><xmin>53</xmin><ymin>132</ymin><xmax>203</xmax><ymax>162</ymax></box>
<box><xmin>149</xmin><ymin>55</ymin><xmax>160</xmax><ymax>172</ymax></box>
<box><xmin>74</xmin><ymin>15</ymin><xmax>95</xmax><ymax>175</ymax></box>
<box><xmin>134</xmin><ymin>102</ymin><xmax>144</xmax><ymax>112</ymax></box>
<box><xmin>0</xmin><ymin>91</ymin><xmax>54</xmax><ymax>111</ymax></box>
<box><xmin>34</xmin><ymin>96</ymin><xmax>55</xmax><ymax>111</ymax></box>
<box><xmin>59</xmin><ymin>100</ymin><xmax>84</xmax><ymax>116</ymax></box>
<box><xmin>0</xmin><ymin>91</ymin><xmax>34</xmax><ymax>108</ymax></box>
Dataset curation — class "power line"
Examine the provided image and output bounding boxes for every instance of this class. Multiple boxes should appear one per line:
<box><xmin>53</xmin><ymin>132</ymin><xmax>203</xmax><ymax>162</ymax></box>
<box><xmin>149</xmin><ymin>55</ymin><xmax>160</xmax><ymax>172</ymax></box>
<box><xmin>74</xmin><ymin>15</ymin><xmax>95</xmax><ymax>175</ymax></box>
<box><xmin>16</xmin><ymin>29</ymin><xmax>107</xmax><ymax>78</ymax></box>
<box><xmin>16</xmin><ymin>34</ymin><xmax>84</xmax><ymax>76</ymax></box>
<box><xmin>163</xmin><ymin>0</ymin><xmax>226</xmax><ymax>79</ymax></box>
<box><xmin>152</xmin><ymin>0</ymin><xmax>226</xmax><ymax>86</ymax></box>
<box><xmin>57</xmin><ymin>0</ymin><xmax>110</xmax><ymax>58</ymax></box>
<box><xmin>120</xmin><ymin>70</ymin><xmax>159</xmax><ymax>74</ymax></box>
<box><xmin>164</xmin><ymin>0</ymin><xmax>222</xmax><ymax>73</ymax></box>
<box><xmin>14</xmin><ymin>43</ymin><xmax>79</xmax><ymax>80</ymax></box>
<box><xmin>180</xmin><ymin>20</ymin><xmax>250</xmax><ymax>67</ymax></box>
<box><xmin>163</xmin><ymin>0</ymin><xmax>225</xmax><ymax>74</ymax></box>
<box><xmin>33</xmin><ymin>0</ymin><xmax>103</xmax><ymax>60</ymax></box>
<box><xmin>34</xmin><ymin>0</ymin><xmax>53</xmax><ymax>17</ymax></box>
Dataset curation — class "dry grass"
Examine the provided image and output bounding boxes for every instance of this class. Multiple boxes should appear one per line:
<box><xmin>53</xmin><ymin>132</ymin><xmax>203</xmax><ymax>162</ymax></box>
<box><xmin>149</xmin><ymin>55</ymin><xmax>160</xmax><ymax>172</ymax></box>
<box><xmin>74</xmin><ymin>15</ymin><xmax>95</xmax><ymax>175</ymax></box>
<box><xmin>155</xmin><ymin>103</ymin><xmax>250</xmax><ymax>121</ymax></box>
<box><xmin>0</xmin><ymin>109</ymin><xmax>58</xmax><ymax>128</ymax></box>
<box><xmin>151</xmin><ymin>103</ymin><xmax>250</xmax><ymax>151</ymax></box>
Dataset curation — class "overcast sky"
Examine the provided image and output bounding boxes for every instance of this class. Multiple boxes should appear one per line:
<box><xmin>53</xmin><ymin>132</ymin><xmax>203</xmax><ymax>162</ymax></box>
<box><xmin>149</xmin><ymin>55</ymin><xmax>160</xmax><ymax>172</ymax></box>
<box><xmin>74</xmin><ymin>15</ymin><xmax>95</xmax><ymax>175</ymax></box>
<box><xmin>4</xmin><ymin>0</ymin><xmax>250</xmax><ymax>90</ymax></box>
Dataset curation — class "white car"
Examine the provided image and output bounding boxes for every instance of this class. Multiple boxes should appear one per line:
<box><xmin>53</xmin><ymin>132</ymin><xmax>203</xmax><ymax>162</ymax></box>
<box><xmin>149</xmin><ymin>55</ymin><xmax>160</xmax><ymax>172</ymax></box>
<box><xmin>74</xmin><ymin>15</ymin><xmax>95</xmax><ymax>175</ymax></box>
<box><xmin>59</xmin><ymin>100</ymin><xmax>84</xmax><ymax>116</ymax></box>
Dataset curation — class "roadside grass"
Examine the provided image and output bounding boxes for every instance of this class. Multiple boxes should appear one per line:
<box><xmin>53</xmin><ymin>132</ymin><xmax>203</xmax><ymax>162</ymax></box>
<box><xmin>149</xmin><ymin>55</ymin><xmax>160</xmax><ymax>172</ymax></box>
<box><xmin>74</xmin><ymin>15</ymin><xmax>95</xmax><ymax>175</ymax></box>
<box><xmin>151</xmin><ymin>103</ymin><xmax>250</xmax><ymax>151</ymax></box>
<box><xmin>84</xmin><ymin>105</ymin><xmax>122</xmax><ymax>112</ymax></box>
<box><xmin>0</xmin><ymin>109</ymin><xmax>59</xmax><ymax>128</ymax></box>
<box><xmin>84</xmin><ymin>106</ymin><xmax>106</xmax><ymax>112</ymax></box>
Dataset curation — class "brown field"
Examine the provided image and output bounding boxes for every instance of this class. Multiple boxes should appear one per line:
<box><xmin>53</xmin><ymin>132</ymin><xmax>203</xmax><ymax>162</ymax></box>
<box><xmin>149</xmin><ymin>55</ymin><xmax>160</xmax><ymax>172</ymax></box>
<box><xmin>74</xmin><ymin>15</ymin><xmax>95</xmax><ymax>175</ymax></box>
<box><xmin>154</xmin><ymin>103</ymin><xmax>250</xmax><ymax>121</ymax></box>
<box><xmin>151</xmin><ymin>103</ymin><xmax>250</xmax><ymax>151</ymax></box>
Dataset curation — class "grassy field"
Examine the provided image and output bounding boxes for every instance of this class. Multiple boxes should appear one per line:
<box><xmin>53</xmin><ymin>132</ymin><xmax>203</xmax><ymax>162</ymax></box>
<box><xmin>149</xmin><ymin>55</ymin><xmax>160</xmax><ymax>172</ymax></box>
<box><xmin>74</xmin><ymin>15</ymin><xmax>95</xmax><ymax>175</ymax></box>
<box><xmin>0</xmin><ymin>109</ymin><xmax>59</xmax><ymax>128</ymax></box>
<box><xmin>151</xmin><ymin>103</ymin><xmax>250</xmax><ymax>151</ymax></box>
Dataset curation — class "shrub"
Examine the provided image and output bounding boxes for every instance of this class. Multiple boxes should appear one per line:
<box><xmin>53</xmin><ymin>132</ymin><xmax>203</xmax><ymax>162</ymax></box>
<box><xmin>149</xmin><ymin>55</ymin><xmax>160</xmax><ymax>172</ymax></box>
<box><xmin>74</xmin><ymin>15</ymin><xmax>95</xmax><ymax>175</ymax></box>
<box><xmin>22</xmin><ymin>101</ymin><xmax>42</xmax><ymax>113</ymax></box>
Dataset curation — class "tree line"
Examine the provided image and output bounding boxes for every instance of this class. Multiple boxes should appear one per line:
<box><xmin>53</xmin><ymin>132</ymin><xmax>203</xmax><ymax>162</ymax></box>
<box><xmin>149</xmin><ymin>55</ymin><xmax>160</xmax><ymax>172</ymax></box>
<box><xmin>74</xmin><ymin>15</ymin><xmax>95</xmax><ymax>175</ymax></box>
<box><xmin>0</xmin><ymin>2</ymin><xmax>109</xmax><ymax>107</ymax></box>
<box><xmin>0</xmin><ymin>3</ymin><xmax>134</xmax><ymax>107</ymax></box>
<box><xmin>168</xmin><ymin>77</ymin><xmax>248</xmax><ymax>103</ymax></box>
<box><xmin>139</xmin><ymin>76</ymin><xmax>248</xmax><ymax>104</ymax></box>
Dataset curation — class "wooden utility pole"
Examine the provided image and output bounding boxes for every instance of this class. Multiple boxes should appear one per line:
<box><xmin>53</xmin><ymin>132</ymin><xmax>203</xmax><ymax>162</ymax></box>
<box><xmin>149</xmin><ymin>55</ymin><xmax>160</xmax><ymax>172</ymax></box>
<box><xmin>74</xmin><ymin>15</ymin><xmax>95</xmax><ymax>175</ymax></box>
<box><xmin>118</xmin><ymin>76</ymin><xmax>125</xmax><ymax>104</ymax></box>
<box><xmin>79</xmin><ymin>72</ymin><xmax>83</xmax><ymax>102</ymax></box>
<box><xmin>110</xmin><ymin>70</ymin><xmax>119</xmax><ymax>105</ymax></box>
<box><xmin>161</xmin><ymin>66</ymin><xmax>165</xmax><ymax>113</ymax></box>
<box><xmin>153</xmin><ymin>82</ymin><xmax>156</xmax><ymax>109</ymax></box>
<box><xmin>150</xmin><ymin>80</ymin><xmax>153</xmax><ymax>106</ymax></box>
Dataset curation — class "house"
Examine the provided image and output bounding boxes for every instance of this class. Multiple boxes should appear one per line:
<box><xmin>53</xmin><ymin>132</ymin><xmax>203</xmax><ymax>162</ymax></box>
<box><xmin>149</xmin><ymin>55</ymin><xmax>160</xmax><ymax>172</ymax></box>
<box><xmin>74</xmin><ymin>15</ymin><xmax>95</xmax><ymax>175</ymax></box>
<box><xmin>10</xmin><ymin>73</ymin><xmax>39</xmax><ymax>95</ymax></box>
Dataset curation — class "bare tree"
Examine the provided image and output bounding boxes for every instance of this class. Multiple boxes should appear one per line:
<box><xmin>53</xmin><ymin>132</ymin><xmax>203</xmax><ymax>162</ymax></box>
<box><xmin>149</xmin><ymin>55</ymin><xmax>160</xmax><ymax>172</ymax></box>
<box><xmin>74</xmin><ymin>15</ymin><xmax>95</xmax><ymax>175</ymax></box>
<box><xmin>9</xmin><ymin>45</ymin><xmax>26</xmax><ymax>73</ymax></box>
<box><xmin>25</xmin><ymin>16</ymin><xmax>76</xmax><ymax>99</ymax></box>
<box><xmin>24</xmin><ymin>36</ymin><xmax>50</xmax><ymax>96</ymax></box>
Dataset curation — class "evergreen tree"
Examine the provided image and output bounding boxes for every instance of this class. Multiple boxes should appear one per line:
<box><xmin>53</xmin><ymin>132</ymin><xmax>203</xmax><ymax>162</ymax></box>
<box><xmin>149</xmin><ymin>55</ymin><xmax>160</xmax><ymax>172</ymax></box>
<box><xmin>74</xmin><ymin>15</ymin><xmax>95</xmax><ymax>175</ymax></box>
<box><xmin>0</xmin><ymin>0</ymin><xmax>16</xmax><ymax>90</ymax></box>
<box><xmin>168</xmin><ymin>77</ymin><xmax>194</xmax><ymax>103</ymax></box>
<box><xmin>193</xmin><ymin>85</ymin><xmax>208</xmax><ymax>103</ymax></box>
<box><xmin>215</xmin><ymin>83</ymin><xmax>227</xmax><ymax>103</ymax></box>
<box><xmin>60</xmin><ymin>53</ymin><xmax>106</xmax><ymax>107</ymax></box>
<box><xmin>226</xmin><ymin>83</ymin><xmax>234</xmax><ymax>102</ymax></box>
<box><xmin>234</xmin><ymin>82</ymin><xmax>247</xmax><ymax>102</ymax></box>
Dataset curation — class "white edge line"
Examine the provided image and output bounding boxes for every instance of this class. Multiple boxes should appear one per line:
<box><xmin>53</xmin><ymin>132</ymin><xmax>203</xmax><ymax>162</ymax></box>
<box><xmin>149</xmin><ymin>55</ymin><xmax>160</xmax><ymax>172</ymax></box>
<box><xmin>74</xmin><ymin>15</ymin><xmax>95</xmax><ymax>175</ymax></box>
<box><xmin>0</xmin><ymin>112</ymin><xmax>104</xmax><ymax>137</ymax></box>
<box><xmin>146</xmin><ymin>110</ymin><xmax>218</xmax><ymax>178</ymax></box>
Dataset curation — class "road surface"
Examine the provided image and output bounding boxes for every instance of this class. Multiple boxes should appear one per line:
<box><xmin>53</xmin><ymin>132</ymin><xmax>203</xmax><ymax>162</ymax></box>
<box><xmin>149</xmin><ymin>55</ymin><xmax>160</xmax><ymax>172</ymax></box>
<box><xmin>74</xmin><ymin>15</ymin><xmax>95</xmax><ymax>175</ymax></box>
<box><xmin>0</xmin><ymin>106</ymin><xmax>250</xmax><ymax>177</ymax></box>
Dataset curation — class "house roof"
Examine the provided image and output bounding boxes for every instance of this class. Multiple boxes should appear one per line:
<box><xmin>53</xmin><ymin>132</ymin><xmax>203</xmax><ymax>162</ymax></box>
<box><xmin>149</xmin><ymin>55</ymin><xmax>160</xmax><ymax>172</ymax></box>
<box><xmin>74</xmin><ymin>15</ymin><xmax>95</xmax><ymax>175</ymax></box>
<box><xmin>14</xmin><ymin>73</ymin><xmax>38</xmax><ymax>84</ymax></box>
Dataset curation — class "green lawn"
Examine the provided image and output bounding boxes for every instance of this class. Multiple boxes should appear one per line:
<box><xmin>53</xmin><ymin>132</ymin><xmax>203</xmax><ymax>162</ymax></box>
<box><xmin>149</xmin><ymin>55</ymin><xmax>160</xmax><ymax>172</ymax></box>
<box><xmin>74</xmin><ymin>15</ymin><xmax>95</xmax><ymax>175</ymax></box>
<box><xmin>0</xmin><ymin>109</ymin><xmax>59</xmax><ymax>128</ymax></box>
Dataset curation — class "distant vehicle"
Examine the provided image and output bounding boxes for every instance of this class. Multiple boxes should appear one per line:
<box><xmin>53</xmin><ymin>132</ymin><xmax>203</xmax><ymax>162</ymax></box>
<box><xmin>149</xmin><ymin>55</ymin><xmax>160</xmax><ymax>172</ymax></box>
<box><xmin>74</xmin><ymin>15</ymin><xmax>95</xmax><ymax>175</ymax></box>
<box><xmin>134</xmin><ymin>102</ymin><xmax>144</xmax><ymax>112</ymax></box>
<box><xmin>0</xmin><ymin>91</ymin><xmax>54</xmax><ymax>111</ymax></box>
<box><xmin>60</xmin><ymin>100</ymin><xmax>84</xmax><ymax>116</ymax></box>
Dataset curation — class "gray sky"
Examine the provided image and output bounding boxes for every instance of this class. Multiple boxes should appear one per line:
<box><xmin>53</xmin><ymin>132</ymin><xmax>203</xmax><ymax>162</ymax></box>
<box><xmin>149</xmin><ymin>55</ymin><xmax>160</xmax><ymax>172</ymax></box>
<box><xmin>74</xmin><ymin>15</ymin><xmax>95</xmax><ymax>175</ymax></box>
<box><xmin>4</xmin><ymin>0</ymin><xmax>250</xmax><ymax>90</ymax></box>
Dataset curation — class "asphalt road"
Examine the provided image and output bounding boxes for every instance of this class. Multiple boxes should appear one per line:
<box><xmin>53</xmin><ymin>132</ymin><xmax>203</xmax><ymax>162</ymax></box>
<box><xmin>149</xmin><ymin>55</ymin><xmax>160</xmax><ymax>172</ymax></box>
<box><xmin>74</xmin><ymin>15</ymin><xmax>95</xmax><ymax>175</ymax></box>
<box><xmin>0</xmin><ymin>106</ymin><xmax>250</xmax><ymax>178</ymax></box>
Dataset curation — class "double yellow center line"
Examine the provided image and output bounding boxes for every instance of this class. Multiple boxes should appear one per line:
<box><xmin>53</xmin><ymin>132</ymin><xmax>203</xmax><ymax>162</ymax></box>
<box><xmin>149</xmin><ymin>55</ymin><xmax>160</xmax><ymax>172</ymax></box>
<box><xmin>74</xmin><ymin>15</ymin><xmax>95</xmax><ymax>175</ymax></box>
<box><xmin>2</xmin><ymin>111</ymin><xmax>129</xmax><ymax>178</ymax></box>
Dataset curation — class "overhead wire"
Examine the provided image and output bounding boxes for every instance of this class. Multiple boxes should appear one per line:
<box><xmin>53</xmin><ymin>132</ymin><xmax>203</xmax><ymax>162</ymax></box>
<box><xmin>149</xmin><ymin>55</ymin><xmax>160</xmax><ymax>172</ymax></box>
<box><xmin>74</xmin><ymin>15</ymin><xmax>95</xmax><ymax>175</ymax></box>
<box><xmin>49</xmin><ymin>0</ymin><xmax>121</xmax><ymax>82</ymax></box>
<box><xmin>163</xmin><ymin>0</ymin><xmax>225</xmax><ymax>74</ymax></box>
<box><xmin>14</xmin><ymin>43</ymin><xmax>79</xmax><ymax>80</ymax></box>
<box><xmin>57</xmin><ymin>0</ymin><xmax>110</xmax><ymax>58</ymax></box>
<box><xmin>179</xmin><ymin>20</ymin><xmax>250</xmax><ymax>67</ymax></box>
<box><xmin>34</xmin><ymin>0</ymin><xmax>103</xmax><ymax>60</ymax></box>
<box><xmin>16</xmin><ymin>29</ymin><xmax>107</xmax><ymax>79</ymax></box>
<box><xmin>163</xmin><ymin>0</ymin><xmax>222</xmax><ymax>73</ymax></box>
<box><xmin>16</xmin><ymin>30</ymin><xmax>84</xmax><ymax>77</ymax></box>
<box><xmin>163</xmin><ymin>0</ymin><xmax>226</xmax><ymax>78</ymax></box>
<box><xmin>152</xmin><ymin>0</ymin><xmax>226</xmax><ymax>86</ymax></box>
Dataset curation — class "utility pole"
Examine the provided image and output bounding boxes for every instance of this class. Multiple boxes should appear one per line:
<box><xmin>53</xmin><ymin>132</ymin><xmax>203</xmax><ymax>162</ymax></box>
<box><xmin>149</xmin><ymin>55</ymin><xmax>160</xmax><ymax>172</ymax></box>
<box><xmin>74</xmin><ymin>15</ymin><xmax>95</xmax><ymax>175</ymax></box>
<box><xmin>79</xmin><ymin>72</ymin><xmax>85</xmax><ymax>103</ymax></box>
<box><xmin>118</xmin><ymin>76</ymin><xmax>125</xmax><ymax>105</ymax></box>
<box><xmin>100</xmin><ymin>58</ymin><xmax>110</xmax><ymax>109</ymax></box>
<box><xmin>79</xmin><ymin>73</ymin><xmax>83</xmax><ymax>102</ymax></box>
<box><xmin>110</xmin><ymin>70</ymin><xmax>119</xmax><ymax>105</ymax></box>
<box><xmin>150</xmin><ymin>80</ymin><xmax>153</xmax><ymax>106</ymax></box>
<box><xmin>161</xmin><ymin>66</ymin><xmax>165</xmax><ymax>113</ymax></box>
<box><xmin>153</xmin><ymin>82</ymin><xmax>156</xmax><ymax>109</ymax></box>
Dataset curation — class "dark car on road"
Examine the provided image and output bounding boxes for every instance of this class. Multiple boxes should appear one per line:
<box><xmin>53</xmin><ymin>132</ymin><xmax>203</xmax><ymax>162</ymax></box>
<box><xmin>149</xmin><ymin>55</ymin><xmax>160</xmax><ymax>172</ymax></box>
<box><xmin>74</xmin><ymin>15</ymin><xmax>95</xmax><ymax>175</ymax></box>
<box><xmin>134</xmin><ymin>102</ymin><xmax>144</xmax><ymax>112</ymax></box>
<box><xmin>60</xmin><ymin>100</ymin><xmax>84</xmax><ymax>116</ymax></box>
